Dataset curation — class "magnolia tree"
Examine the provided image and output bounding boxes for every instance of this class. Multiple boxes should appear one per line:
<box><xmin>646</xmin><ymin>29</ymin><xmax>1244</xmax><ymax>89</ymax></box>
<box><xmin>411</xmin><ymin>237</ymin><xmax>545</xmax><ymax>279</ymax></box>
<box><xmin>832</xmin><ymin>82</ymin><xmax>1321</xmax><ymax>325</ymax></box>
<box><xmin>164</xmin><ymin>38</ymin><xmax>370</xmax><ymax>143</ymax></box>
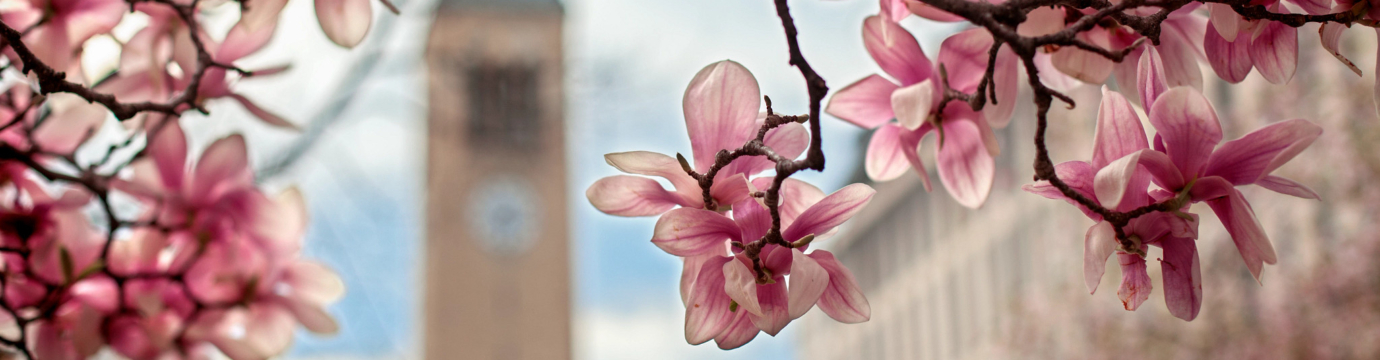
<box><xmin>0</xmin><ymin>0</ymin><xmax>389</xmax><ymax>356</ymax></box>
<box><xmin>587</xmin><ymin>0</ymin><xmax>1359</xmax><ymax>350</ymax></box>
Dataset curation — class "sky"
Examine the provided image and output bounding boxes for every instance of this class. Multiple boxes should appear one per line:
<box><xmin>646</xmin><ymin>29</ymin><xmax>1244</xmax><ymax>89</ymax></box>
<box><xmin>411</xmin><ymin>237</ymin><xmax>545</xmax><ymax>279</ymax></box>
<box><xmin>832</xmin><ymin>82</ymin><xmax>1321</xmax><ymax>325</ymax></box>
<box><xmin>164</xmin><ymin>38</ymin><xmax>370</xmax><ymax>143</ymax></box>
<box><xmin>162</xmin><ymin>0</ymin><xmax>962</xmax><ymax>359</ymax></box>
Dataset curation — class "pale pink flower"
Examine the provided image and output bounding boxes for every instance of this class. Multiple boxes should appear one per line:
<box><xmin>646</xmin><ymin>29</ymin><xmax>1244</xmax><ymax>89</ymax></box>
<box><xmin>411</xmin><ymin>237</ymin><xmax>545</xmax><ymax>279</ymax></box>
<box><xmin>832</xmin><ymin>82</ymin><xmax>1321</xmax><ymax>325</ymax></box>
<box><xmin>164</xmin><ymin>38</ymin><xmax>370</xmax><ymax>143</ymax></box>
<box><xmin>0</xmin><ymin>0</ymin><xmax>124</xmax><ymax>73</ymax></box>
<box><xmin>587</xmin><ymin>61</ymin><xmax>809</xmax><ymax>216</ymax></box>
<box><xmin>826</xmin><ymin>16</ymin><xmax>1014</xmax><ymax>208</ymax></box>
<box><xmin>1203</xmin><ymin>2</ymin><xmax>1305</xmax><ymax>84</ymax></box>
<box><xmin>654</xmin><ymin>181</ymin><xmax>874</xmax><ymax>349</ymax></box>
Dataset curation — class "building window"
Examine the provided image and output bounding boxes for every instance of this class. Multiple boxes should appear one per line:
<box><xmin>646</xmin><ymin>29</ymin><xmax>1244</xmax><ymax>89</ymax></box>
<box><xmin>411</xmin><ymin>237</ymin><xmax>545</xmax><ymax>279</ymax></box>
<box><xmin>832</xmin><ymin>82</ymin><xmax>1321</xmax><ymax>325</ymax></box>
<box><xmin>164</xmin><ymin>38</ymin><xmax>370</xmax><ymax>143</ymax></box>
<box><xmin>467</xmin><ymin>63</ymin><xmax>540</xmax><ymax>150</ymax></box>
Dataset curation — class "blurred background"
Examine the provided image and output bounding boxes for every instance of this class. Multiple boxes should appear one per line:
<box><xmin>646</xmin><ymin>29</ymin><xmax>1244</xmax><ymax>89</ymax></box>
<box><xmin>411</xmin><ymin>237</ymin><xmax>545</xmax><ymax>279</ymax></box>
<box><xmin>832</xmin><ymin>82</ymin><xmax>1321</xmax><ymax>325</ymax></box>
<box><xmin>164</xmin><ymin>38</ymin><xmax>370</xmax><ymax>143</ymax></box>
<box><xmin>185</xmin><ymin>0</ymin><xmax>1380</xmax><ymax>358</ymax></box>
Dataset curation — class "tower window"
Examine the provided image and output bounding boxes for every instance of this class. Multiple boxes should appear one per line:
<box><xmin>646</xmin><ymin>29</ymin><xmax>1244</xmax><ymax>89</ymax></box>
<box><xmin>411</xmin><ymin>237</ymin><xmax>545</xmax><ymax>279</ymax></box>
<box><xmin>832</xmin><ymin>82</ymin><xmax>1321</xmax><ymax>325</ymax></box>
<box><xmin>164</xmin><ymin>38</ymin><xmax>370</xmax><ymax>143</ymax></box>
<box><xmin>467</xmin><ymin>63</ymin><xmax>540</xmax><ymax>150</ymax></box>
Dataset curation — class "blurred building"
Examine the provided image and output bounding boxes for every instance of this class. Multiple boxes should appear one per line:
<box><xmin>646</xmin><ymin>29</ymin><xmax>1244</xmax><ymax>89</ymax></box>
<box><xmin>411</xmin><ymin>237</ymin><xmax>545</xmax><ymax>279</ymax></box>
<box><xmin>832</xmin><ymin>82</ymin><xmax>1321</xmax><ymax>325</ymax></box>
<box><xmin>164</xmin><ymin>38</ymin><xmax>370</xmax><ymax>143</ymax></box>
<box><xmin>798</xmin><ymin>24</ymin><xmax>1380</xmax><ymax>360</ymax></box>
<box><xmin>424</xmin><ymin>1</ymin><xmax>570</xmax><ymax>359</ymax></box>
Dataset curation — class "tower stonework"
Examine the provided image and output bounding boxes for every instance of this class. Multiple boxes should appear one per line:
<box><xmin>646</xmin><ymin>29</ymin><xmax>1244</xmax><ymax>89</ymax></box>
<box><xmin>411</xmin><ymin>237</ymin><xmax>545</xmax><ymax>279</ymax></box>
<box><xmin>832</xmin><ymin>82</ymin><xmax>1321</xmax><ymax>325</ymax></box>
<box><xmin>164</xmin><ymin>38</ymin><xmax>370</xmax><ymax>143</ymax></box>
<box><xmin>424</xmin><ymin>1</ymin><xmax>569</xmax><ymax>359</ymax></box>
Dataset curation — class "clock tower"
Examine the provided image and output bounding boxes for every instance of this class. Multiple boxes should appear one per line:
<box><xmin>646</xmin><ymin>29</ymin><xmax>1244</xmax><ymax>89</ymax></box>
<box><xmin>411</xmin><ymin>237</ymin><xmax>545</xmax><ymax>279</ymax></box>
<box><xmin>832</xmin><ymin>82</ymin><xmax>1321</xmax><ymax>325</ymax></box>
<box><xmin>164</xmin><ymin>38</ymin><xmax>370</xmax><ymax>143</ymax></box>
<box><xmin>424</xmin><ymin>1</ymin><xmax>569</xmax><ymax>359</ymax></box>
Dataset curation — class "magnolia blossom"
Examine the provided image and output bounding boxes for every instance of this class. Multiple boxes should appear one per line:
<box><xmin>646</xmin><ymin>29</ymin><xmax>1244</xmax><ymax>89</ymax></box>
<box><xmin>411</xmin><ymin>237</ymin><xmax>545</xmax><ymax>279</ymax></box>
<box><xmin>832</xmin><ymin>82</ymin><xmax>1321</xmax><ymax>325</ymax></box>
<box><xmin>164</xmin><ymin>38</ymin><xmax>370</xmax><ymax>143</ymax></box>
<box><xmin>0</xmin><ymin>0</ymin><xmax>124</xmax><ymax>72</ymax></box>
<box><xmin>587</xmin><ymin>61</ymin><xmax>808</xmax><ymax>216</ymax></box>
<box><xmin>1203</xmin><ymin>1</ymin><xmax>1306</xmax><ymax>84</ymax></box>
<box><xmin>655</xmin><ymin>180</ymin><xmax>874</xmax><ymax>349</ymax></box>
<box><xmin>826</xmin><ymin>15</ymin><xmax>1015</xmax><ymax>208</ymax></box>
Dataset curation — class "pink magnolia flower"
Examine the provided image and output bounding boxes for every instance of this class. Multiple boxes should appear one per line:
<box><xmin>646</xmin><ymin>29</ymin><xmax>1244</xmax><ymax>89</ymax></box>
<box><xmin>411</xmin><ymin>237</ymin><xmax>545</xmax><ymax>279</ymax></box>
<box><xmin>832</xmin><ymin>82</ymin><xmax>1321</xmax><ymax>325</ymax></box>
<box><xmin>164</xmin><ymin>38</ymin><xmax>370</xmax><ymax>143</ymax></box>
<box><xmin>0</xmin><ymin>0</ymin><xmax>124</xmax><ymax>73</ymax></box>
<box><xmin>826</xmin><ymin>16</ymin><xmax>1014</xmax><ymax>208</ymax></box>
<box><xmin>1024</xmin><ymin>81</ymin><xmax>1202</xmax><ymax>320</ymax></box>
<box><xmin>1203</xmin><ymin>1</ymin><xmax>1308</xmax><ymax>84</ymax></box>
<box><xmin>587</xmin><ymin>61</ymin><xmax>808</xmax><ymax>216</ymax></box>
<box><xmin>653</xmin><ymin>180</ymin><xmax>873</xmax><ymax>349</ymax></box>
<box><xmin>1098</xmin><ymin>86</ymin><xmax>1321</xmax><ymax>283</ymax></box>
<box><xmin>1028</xmin><ymin>4</ymin><xmax>1206</xmax><ymax>106</ymax></box>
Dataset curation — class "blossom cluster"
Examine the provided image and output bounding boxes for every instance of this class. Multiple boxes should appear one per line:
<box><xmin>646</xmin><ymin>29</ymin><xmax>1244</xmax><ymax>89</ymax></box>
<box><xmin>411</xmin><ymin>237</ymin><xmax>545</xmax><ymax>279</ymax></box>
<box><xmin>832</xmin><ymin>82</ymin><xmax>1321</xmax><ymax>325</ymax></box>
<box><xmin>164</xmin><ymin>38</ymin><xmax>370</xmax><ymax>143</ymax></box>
<box><xmin>588</xmin><ymin>61</ymin><xmax>876</xmax><ymax>349</ymax></box>
<box><xmin>0</xmin><ymin>0</ymin><xmax>377</xmax><ymax>356</ymax></box>
<box><xmin>838</xmin><ymin>1</ymin><xmax>1324</xmax><ymax>320</ymax></box>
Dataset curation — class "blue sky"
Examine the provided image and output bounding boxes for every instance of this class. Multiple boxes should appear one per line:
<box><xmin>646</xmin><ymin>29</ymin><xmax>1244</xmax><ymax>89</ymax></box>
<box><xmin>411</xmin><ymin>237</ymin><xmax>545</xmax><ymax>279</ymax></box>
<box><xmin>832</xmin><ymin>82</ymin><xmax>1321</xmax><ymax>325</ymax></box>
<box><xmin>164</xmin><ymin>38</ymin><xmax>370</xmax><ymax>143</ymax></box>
<box><xmin>177</xmin><ymin>0</ymin><xmax>962</xmax><ymax>358</ymax></box>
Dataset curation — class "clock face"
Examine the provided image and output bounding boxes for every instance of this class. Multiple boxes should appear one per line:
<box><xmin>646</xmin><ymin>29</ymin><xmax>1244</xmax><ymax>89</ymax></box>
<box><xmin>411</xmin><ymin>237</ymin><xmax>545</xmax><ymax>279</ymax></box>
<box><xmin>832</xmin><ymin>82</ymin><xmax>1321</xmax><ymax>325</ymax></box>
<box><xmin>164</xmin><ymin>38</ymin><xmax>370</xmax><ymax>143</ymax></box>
<box><xmin>468</xmin><ymin>177</ymin><xmax>540</xmax><ymax>257</ymax></box>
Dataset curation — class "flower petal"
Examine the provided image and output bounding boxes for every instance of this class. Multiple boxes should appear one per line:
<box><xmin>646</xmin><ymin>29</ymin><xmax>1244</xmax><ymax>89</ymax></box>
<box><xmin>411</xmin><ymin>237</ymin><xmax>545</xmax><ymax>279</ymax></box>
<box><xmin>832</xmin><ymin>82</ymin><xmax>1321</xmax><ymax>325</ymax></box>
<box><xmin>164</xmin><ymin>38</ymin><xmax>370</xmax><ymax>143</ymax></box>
<box><xmin>863</xmin><ymin>15</ymin><xmax>933</xmax><ymax>86</ymax></box>
<box><xmin>191</xmin><ymin>134</ymin><xmax>254</xmax><ymax>199</ymax></box>
<box><xmin>935</xmin><ymin>120</ymin><xmax>994</xmax><ymax>208</ymax></box>
<box><xmin>781</xmin><ymin>184</ymin><xmax>876</xmax><ymax>242</ymax></box>
<box><xmin>723</xmin><ymin>258</ymin><xmax>763</xmax><ymax>316</ymax></box>
<box><xmin>1255</xmin><ymin>175</ymin><xmax>1319</xmax><ymax>200</ymax></box>
<box><xmin>1248</xmin><ymin>20</ymin><xmax>1298</xmax><ymax>84</ymax></box>
<box><xmin>147</xmin><ymin>118</ymin><xmax>187</xmax><ymax>190</ymax></box>
<box><xmin>712</xmin><ymin>311</ymin><xmax>758</xmax><ymax>350</ymax></box>
<box><xmin>586</xmin><ymin>175</ymin><xmax>682</xmax><ymax>217</ymax></box>
<box><xmin>1207</xmin><ymin>4</ymin><xmax>1241</xmax><ymax>42</ymax></box>
<box><xmin>1204</xmin><ymin>185</ymin><xmax>1276</xmax><ymax>283</ymax></box>
<box><xmin>1084</xmin><ymin>221</ymin><xmax>1117</xmax><ymax>294</ymax></box>
<box><xmin>1203</xmin><ymin>119</ymin><xmax>1321</xmax><ymax>186</ymax></box>
<box><xmin>746</xmin><ymin>278</ymin><xmax>789</xmax><ymax>336</ymax></box>
<box><xmin>1203</xmin><ymin>21</ymin><xmax>1253</xmax><ymax>84</ymax></box>
<box><xmin>865</xmin><ymin>124</ymin><xmax>913</xmax><ymax>182</ymax></box>
<box><xmin>1093</xmin><ymin>151</ymin><xmax>1146</xmax><ymax>210</ymax></box>
<box><xmin>1147</xmin><ymin>87</ymin><xmax>1222</xmax><ymax>178</ymax></box>
<box><xmin>1051</xmin><ymin>31</ymin><xmax>1115</xmax><ymax>84</ymax></box>
<box><xmin>1117</xmin><ymin>253</ymin><xmax>1152</xmax><ymax>311</ymax></box>
<box><xmin>826</xmin><ymin>75</ymin><xmax>901</xmax><ymax>129</ymax></box>
<box><xmin>315</xmin><ymin>0</ymin><xmax>373</xmax><ymax>48</ymax></box>
<box><xmin>1319</xmin><ymin>22</ymin><xmax>1362</xmax><ymax>76</ymax></box>
<box><xmin>787</xmin><ymin>249</ymin><xmax>828</xmax><ymax>319</ymax></box>
<box><xmin>683</xmin><ymin>61</ymin><xmax>761</xmax><ymax>172</ymax></box>
<box><xmin>684</xmin><ymin>256</ymin><xmax>734</xmax><ymax>345</ymax></box>
<box><xmin>1136</xmin><ymin>47</ymin><xmax>1170</xmax><ymax>111</ymax></box>
<box><xmin>1160</xmin><ymin>236</ymin><xmax>1202</xmax><ymax>321</ymax></box>
<box><xmin>891</xmin><ymin>80</ymin><xmax>935</xmax><ymax>131</ymax></box>
<box><xmin>604</xmin><ymin>151</ymin><xmax>700</xmax><ymax>196</ymax></box>
<box><xmin>228</xmin><ymin>93</ymin><xmax>298</xmax><ymax>130</ymax></box>
<box><xmin>808</xmin><ymin>250</ymin><xmax>869</xmax><ymax>323</ymax></box>
<box><xmin>652</xmin><ymin>208</ymin><xmax>740</xmax><ymax>256</ymax></box>
<box><xmin>1093</xmin><ymin>87</ymin><xmax>1149</xmax><ymax>169</ymax></box>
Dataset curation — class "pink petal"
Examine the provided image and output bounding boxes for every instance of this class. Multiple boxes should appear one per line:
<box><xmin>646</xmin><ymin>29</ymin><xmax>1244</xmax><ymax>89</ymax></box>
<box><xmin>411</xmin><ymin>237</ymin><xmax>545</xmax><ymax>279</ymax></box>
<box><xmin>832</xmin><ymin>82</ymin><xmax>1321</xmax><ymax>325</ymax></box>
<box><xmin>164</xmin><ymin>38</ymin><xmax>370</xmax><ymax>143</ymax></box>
<box><xmin>1204</xmin><ymin>184</ymin><xmax>1276</xmax><ymax>283</ymax></box>
<box><xmin>228</xmin><ymin>93</ymin><xmax>297</xmax><ymax>130</ymax></box>
<box><xmin>787</xmin><ymin>249</ymin><xmax>828</xmax><ymax>319</ymax></box>
<box><xmin>935</xmin><ymin>120</ymin><xmax>994</xmax><ymax>208</ymax></box>
<box><xmin>808</xmin><ymin>251</ymin><xmax>870</xmax><ymax>323</ymax></box>
<box><xmin>1320</xmin><ymin>22</ymin><xmax>1361</xmax><ymax>75</ymax></box>
<box><xmin>34</xmin><ymin>97</ymin><xmax>107</xmax><ymax>154</ymax></box>
<box><xmin>683</xmin><ymin>61</ymin><xmax>761</xmax><ymax>172</ymax></box>
<box><xmin>1207</xmin><ymin>4</ymin><xmax>1241</xmax><ymax>42</ymax></box>
<box><xmin>1147</xmin><ymin>87</ymin><xmax>1222</xmax><ymax>178</ymax></box>
<box><xmin>777</xmin><ymin>179</ymin><xmax>826</xmax><ymax>228</ymax></box>
<box><xmin>62</xmin><ymin>0</ymin><xmax>125</xmax><ymax>47</ymax></box>
<box><xmin>586</xmin><ymin>175</ymin><xmax>683</xmax><ymax>217</ymax></box>
<box><xmin>781</xmin><ymin>183</ymin><xmax>876</xmax><ymax>242</ymax></box>
<box><xmin>905</xmin><ymin>0</ymin><xmax>965</xmax><ymax>22</ymax></box>
<box><xmin>879</xmin><ymin>0</ymin><xmax>910</xmax><ymax>22</ymax></box>
<box><xmin>1203</xmin><ymin>21</ymin><xmax>1253</xmax><ymax>84</ymax></box>
<box><xmin>1093</xmin><ymin>87</ymin><xmax>1149</xmax><ymax>169</ymax></box>
<box><xmin>709</xmin><ymin>173</ymin><xmax>752</xmax><ymax>208</ymax></box>
<box><xmin>826</xmin><ymin>75</ymin><xmax>900</xmax><ymax>129</ymax></box>
<box><xmin>720</xmin><ymin>122</ymin><xmax>809</xmax><ymax>178</ymax></box>
<box><xmin>712</xmin><ymin>311</ymin><xmax>759</xmax><ymax>350</ymax></box>
<box><xmin>652</xmin><ymin>208</ymin><xmax>740</xmax><ymax>256</ymax></box>
<box><xmin>985</xmin><ymin>47</ymin><xmax>1020</xmax><ymax>128</ymax></box>
<box><xmin>863</xmin><ymin>15</ymin><xmax>933</xmax><ymax>86</ymax></box>
<box><xmin>1051</xmin><ymin>30</ymin><xmax>1115</xmax><ymax>84</ymax></box>
<box><xmin>900</xmin><ymin>124</ymin><xmax>934</xmax><ymax>191</ymax></box>
<box><xmin>315</xmin><ymin>0</ymin><xmax>373</xmax><ymax>48</ymax></box>
<box><xmin>284</xmin><ymin>261</ymin><xmax>345</xmax><ymax>305</ymax></box>
<box><xmin>732</xmin><ymin>197</ymin><xmax>771</xmax><ymax>243</ymax></box>
<box><xmin>747</xmin><ymin>278</ymin><xmax>789</xmax><ymax>336</ymax></box>
<box><xmin>938</xmin><ymin>28</ymin><xmax>995</xmax><ymax>92</ymax></box>
<box><xmin>191</xmin><ymin>134</ymin><xmax>253</xmax><ymax>199</ymax></box>
<box><xmin>1093</xmin><ymin>151</ymin><xmax>1147</xmax><ymax>209</ymax></box>
<box><xmin>238</xmin><ymin>0</ymin><xmax>289</xmax><ymax>32</ymax></box>
<box><xmin>1035</xmin><ymin>52</ymin><xmax>1083</xmax><ymax>92</ymax></box>
<box><xmin>217</xmin><ymin>18</ymin><xmax>278</xmax><ymax>63</ymax></box>
<box><xmin>604</xmin><ymin>151</ymin><xmax>699</xmax><ymax>197</ymax></box>
<box><xmin>865</xmin><ymin>124</ymin><xmax>913</xmax><ymax>182</ymax></box>
<box><xmin>723</xmin><ymin>259</ymin><xmax>763</xmax><ymax>316</ymax></box>
<box><xmin>1117</xmin><ymin>253</ymin><xmax>1152</xmax><ymax>311</ymax></box>
<box><xmin>1248</xmin><ymin>20</ymin><xmax>1297</xmax><ymax>84</ymax></box>
<box><xmin>681</xmin><ymin>253</ymin><xmax>724</xmax><ymax>306</ymax></box>
<box><xmin>1133</xmin><ymin>149</ymin><xmax>1186</xmax><ymax>191</ymax></box>
<box><xmin>684</xmin><ymin>256</ymin><xmax>734</xmax><ymax>345</ymax></box>
<box><xmin>1160</xmin><ymin>236</ymin><xmax>1202</xmax><ymax>321</ymax></box>
<box><xmin>1158</xmin><ymin>16</ymin><xmax>1207</xmax><ymax>90</ymax></box>
<box><xmin>147</xmin><ymin>119</ymin><xmax>187</xmax><ymax>190</ymax></box>
<box><xmin>1136</xmin><ymin>47</ymin><xmax>1170</xmax><ymax>110</ymax></box>
<box><xmin>890</xmin><ymin>80</ymin><xmax>935</xmax><ymax>131</ymax></box>
<box><xmin>1023</xmin><ymin>161</ymin><xmax>1100</xmax><ymax>219</ymax></box>
<box><xmin>1256</xmin><ymin>175</ymin><xmax>1319</xmax><ymax>199</ymax></box>
<box><xmin>1084</xmin><ymin>221</ymin><xmax>1117</xmax><ymax>294</ymax></box>
<box><xmin>1203</xmin><ymin>119</ymin><xmax>1321</xmax><ymax>185</ymax></box>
